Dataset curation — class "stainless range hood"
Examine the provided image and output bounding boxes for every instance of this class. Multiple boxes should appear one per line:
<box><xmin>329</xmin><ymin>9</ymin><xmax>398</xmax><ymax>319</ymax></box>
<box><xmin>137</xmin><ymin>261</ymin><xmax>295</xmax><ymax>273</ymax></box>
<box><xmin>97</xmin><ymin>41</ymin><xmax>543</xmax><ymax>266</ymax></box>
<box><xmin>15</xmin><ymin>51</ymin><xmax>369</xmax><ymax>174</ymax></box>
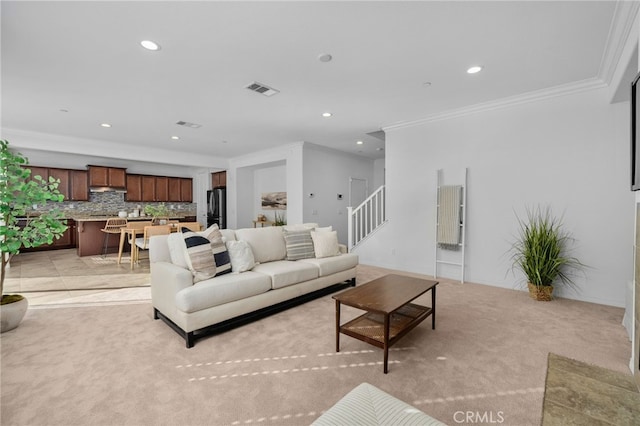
<box><xmin>89</xmin><ymin>186</ymin><xmax>127</xmax><ymax>193</ymax></box>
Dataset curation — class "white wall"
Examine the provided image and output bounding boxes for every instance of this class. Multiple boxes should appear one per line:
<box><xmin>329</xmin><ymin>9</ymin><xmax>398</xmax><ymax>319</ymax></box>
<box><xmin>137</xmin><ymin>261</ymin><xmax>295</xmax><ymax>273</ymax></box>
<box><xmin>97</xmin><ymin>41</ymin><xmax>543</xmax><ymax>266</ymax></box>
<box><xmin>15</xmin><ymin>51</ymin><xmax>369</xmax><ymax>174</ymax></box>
<box><xmin>254</xmin><ymin>163</ymin><xmax>287</xmax><ymax>222</ymax></box>
<box><xmin>227</xmin><ymin>143</ymin><xmax>304</xmax><ymax>229</ymax></box>
<box><xmin>302</xmin><ymin>143</ymin><xmax>375</xmax><ymax>244</ymax></box>
<box><xmin>356</xmin><ymin>87</ymin><xmax>634</xmax><ymax>307</ymax></box>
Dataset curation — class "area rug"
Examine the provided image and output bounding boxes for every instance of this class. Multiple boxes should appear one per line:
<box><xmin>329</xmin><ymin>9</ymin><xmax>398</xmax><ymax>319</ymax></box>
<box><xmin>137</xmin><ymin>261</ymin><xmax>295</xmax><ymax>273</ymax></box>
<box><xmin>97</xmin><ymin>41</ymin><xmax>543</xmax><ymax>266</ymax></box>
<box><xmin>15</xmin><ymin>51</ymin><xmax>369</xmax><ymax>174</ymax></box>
<box><xmin>1</xmin><ymin>274</ymin><xmax>631</xmax><ymax>426</ymax></box>
<box><xmin>542</xmin><ymin>353</ymin><xmax>640</xmax><ymax>425</ymax></box>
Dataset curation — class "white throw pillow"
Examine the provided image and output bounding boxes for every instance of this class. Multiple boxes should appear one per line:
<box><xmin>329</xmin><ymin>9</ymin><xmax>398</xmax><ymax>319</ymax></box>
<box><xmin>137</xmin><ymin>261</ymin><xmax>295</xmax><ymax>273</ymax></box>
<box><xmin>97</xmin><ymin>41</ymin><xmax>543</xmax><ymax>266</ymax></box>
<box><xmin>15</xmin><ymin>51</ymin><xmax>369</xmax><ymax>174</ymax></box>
<box><xmin>310</xmin><ymin>230</ymin><xmax>340</xmax><ymax>258</ymax></box>
<box><xmin>226</xmin><ymin>240</ymin><xmax>256</xmax><ymax>273</ymax></box>
<box><xmin>167</xmin><ymin>232</ymin><xmax>189</xmax><ymax>269</ymax></box>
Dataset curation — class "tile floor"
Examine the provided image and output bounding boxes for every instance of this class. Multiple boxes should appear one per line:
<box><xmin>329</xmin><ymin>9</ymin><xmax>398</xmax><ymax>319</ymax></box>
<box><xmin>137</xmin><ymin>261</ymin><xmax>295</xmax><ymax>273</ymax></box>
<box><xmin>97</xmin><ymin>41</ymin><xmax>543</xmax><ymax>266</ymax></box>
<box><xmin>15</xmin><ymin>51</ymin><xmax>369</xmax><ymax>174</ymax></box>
<box><xmin>4</xmin><ymin>248</ymin><xmax>151</xmax><ymax>308</ymax></box>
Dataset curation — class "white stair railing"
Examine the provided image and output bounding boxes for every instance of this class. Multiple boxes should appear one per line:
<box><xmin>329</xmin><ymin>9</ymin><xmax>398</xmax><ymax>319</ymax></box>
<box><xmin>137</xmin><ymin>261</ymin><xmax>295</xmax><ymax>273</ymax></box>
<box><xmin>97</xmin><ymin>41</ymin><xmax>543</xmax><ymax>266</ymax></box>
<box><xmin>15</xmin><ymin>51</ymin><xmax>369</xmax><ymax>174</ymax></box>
<box><xmin>347</xmin><ymin>185</ymin><xmax>387</xmax><ymax>251</ymax></box>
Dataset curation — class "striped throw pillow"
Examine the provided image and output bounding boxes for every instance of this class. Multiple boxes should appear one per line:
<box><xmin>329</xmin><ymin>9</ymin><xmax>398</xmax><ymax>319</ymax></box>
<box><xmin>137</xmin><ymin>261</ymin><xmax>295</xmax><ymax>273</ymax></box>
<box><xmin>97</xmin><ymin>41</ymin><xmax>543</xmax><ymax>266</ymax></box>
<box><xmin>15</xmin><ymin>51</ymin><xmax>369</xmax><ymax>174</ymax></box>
<box><xmin>193</xmin><ymin>224</ymin><xmax>231</xmax><ymax>276</ymax></box>
<box><xmin>182</xmin><ymin>230</ymin><xmax>216</xmax><ymax>283</ymax></box>
<box><xmin>283</xmin><ymin>229</ymin><xmax>315</xmax><ymax>261</ymax></box>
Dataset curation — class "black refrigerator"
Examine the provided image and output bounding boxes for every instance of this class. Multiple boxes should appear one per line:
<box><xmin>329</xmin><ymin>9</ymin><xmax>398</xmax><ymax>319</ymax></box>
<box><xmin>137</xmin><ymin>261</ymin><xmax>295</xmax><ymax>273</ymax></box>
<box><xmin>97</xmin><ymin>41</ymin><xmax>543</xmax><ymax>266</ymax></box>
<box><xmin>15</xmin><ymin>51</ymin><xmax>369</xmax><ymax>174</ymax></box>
<box><xmin>207</xmin><ymin>188</ymin><xmax>226</xmax><ymax>229</ymax></box>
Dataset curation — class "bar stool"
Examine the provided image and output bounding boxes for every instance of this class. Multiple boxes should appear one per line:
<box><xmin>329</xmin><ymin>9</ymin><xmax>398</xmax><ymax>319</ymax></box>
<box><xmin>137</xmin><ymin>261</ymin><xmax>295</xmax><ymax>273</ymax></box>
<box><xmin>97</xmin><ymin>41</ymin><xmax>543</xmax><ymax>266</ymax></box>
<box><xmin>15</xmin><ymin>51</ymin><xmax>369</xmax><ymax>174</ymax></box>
<box><xmin>101</xmin><ymin>218</ymin><xmax>127</xmax><ymax>257</ymax></box>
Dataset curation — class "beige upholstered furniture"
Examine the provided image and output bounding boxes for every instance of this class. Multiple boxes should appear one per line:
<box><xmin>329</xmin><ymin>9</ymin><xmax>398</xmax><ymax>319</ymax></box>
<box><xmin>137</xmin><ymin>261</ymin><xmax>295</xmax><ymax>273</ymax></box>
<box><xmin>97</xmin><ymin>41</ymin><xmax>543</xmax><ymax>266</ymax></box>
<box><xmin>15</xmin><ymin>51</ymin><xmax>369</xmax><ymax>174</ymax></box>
<box><xmin>149</xmin><ymin>225</ymin><xmax>358</xmax><ymax>347</ymax></box>
<box><xmin>312</xmin><ymin>383</ymin><xmax>446</xmax><ymax>426</ymax></box>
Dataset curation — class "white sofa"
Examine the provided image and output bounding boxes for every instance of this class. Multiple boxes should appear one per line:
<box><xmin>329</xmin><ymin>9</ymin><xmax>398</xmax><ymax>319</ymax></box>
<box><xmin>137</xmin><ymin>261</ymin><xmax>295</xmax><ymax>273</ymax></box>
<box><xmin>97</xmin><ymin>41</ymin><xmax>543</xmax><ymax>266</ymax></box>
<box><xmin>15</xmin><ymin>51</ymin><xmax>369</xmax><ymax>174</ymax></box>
<box><xmin>149</xmin><ymin>225</ymin><xmax>358</xmax><ymax>347</ymax></box>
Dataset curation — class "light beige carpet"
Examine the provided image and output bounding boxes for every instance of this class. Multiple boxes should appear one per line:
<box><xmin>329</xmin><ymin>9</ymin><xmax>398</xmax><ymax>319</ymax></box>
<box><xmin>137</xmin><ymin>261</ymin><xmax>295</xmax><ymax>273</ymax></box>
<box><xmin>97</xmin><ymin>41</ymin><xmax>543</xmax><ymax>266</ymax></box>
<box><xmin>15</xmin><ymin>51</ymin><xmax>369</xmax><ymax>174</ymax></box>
<box><xmin>1</xmin><ymin>267</ymin><xmax>632</xmax><ymax>426</ymax></box>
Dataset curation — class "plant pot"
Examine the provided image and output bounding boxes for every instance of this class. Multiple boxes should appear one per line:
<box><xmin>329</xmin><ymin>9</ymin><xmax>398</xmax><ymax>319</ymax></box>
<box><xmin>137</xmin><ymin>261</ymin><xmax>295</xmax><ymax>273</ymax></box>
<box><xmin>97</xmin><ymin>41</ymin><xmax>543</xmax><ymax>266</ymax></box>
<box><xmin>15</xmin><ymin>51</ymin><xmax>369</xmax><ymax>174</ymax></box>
<box><xmin>527</xmin><ymin>283</ymin><xmax>554</xmax><ymax>301</ymax></box>
<box><xmin>1</xmin><ymin>295</ymin><xmax>29</xmax><ymax>332</ymax></box>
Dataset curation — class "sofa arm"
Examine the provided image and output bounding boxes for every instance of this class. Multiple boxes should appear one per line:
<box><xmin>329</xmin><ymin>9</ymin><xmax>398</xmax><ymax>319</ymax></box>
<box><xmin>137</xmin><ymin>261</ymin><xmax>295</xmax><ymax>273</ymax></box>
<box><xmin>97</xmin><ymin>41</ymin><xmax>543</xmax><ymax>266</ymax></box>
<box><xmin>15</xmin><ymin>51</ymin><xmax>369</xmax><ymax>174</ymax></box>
<box><xmin>151</xmin><ymin>262</ymin><xmax>193</xmax><ymax>311</ymax></box>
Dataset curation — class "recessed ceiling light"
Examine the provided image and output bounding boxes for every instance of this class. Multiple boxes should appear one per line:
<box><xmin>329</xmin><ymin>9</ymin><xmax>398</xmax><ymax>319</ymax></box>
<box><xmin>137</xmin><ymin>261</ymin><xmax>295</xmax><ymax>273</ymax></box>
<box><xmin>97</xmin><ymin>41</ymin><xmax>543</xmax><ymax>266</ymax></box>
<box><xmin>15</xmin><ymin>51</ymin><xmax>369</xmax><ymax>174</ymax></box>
<box><xmin>171</xmin><ymin>136</ymin><xmax>180</xmax><ymax>140</ymax></box>
<box><xmin>140</xmin><ymin>40</ymin><xmax>160</xmax><ymax>51</ymax></box>
<box><xmin>318</xmin><ymin>53</ymin><xmax>333</xmax><ymax>63</ymax></box>
<box><xmin>467</xmin><ymin>66</ymin><xmax>483</xmax><ymax>74</ymax></box>
<box><xmin>322</xmin><ymin>112</ymin><xmax>332</xmax><ymax>118</ymax></box>
<box><xmin>356</xmin><ymin>140</ymin><xmax>364</xmax><ymax>145</ymax></box>
<box><xmin>100</xmin><ymin>123</ymin><xmax>111</xmax><ymax>128</ymax></box>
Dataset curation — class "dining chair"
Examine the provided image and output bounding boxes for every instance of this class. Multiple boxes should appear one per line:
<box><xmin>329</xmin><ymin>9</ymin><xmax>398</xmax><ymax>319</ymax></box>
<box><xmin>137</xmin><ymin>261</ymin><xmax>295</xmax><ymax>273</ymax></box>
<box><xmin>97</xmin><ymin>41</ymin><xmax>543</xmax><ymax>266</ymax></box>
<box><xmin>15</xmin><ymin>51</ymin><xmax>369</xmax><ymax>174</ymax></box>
<box><xmin>133</xmin><ymin>225</ymin><xmax>172</xmax><ymax>265</ymax></box>
<box><xmin>117</xmin><ymin>220</ymin><xmax>153</xmax><ymax>267</ymax></box>
<box><xmin>100</xmin><ymin>218</ymin><xmax>127</xmax><ymax>257</ymax></box>
<box><xmin>178</xmin><ymin>221</ymin><xmax>202</xmax><ymax>232</ymax></box>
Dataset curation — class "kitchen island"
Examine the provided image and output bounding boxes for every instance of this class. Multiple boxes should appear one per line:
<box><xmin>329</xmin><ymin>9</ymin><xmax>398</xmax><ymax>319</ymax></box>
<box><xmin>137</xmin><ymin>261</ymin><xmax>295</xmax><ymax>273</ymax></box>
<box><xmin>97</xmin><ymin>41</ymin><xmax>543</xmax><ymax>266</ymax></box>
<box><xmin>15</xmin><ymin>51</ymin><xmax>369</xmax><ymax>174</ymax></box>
<box><xmin>74</xmin><ymin>215</ymin><xmax>195</xmax><ymax>257</ymax></box>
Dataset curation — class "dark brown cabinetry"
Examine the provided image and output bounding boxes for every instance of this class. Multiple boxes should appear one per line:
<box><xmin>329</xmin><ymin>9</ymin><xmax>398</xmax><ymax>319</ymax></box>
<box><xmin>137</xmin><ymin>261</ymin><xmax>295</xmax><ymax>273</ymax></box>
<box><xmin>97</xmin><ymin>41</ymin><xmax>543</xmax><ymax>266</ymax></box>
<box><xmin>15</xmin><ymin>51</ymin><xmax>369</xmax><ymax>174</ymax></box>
<box><xmin>212</xmin><ymin>171</ymin><xmax>227</xmax><ymax>188</ymax></box>
<box><xmin>88</xmin><ymin>166</ymin><xmax>126</xmax><ymax>189</ymax></box>
<box><xmin>18</xmin><ymin>218</ymin><xmax>76</xmax><ymax>252</ymax></box>
<box><xmin>155</xmin><ymin>177</ymin><xmax>169</xmax><ymax>201</ymax></box>
<box><xmin>141</xmin><ymin>176</ymin><xmax>156</xmax><ymax>202</ymax></box>
<box><xmin>168</xmin><ymin>177</ymin><xmax>182</xmax><ymax>202</ymax></box>
<box><xmin>126</xmin><ymin>174</ymin><xmax>192</xmax><ymax>202</ymax></box>
<box><xmin>126</xmin><ymin>174</ymin><xmax>142</xmax><ymax>201</ymax></box>
<box><xmin>70</xmin><ymin>170</ymin><xmax>89</xmax><ymax>201</ymax></box>
<box><xmin>26</xmin><ymin>166</ymin><xmax>48</xmax><ymax>182</ymax></box>
<box><xmin>21</xmin><ymin>166</ymin><xmax>89</xmax><ymax>201</ymax></box>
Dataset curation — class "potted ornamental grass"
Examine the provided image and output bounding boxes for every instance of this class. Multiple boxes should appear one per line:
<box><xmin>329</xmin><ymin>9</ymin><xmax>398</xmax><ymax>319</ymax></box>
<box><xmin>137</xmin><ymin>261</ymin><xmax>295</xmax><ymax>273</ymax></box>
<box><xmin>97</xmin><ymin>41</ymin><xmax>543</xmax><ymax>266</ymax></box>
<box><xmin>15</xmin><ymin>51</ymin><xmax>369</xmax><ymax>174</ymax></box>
<box><xmin>510</xmin><ymin>206</ymin><xmax>584</xmax><ymax>301</ymax></box>
<box><xmin>0</xmin><ymin>140</ymin><xmax>67</xmax><ymax>332</ymax></box>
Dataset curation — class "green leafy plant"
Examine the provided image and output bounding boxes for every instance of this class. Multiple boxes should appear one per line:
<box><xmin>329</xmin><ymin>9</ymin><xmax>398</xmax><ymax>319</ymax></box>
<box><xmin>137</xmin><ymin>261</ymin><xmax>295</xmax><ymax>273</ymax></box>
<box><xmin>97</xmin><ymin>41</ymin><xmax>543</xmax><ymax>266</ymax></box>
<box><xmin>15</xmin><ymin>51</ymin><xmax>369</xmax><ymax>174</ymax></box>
<box><xmin>0</xmin><ymin>140</ymin><xmax>68</xmax><ymax>304</ymax></box>
<box><xmin>510</xmin><ymin>206</ymin><xmax>584</xmax><ymax>290</ymax></box>
<box><xmin>273</xmin><ymin>211</ymin><xmax>287</xmax><ymax>226</ymax></box>
<box><xmin>144</xmin><ymin>203</ymin><xmax>169</xmax><ymax>222</ymax></box>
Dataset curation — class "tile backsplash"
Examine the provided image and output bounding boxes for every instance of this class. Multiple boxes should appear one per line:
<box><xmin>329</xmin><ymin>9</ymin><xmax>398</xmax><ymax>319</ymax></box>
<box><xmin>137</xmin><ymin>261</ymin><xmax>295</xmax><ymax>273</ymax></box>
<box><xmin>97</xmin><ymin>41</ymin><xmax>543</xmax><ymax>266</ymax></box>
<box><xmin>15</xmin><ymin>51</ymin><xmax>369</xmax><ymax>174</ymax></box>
<box><xmin>30</xmin><ymin>191</ymin><xmax>196</xmax><ymax>216</ymax></box>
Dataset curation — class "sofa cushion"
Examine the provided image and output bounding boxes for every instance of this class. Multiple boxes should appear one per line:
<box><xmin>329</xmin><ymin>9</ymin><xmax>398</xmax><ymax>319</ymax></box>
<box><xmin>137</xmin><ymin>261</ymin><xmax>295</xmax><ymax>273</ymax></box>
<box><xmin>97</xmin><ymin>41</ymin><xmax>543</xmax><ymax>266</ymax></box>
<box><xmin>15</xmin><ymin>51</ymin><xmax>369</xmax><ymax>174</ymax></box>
<box><xmin>310</xmin><ymin>230</ymin><xmax>340</xmax><ymax>258</ymax></box>
<box><xmin>175</xmin><ymin>272</ymin><xmax>272</xmax><ymax>313</ymax></box>
<box><xmin>235</xmin><ymin>226</ymin><xmax>286</xmax><ymax>263</ymax></box>
<box><xmin>282</xmin><ymin>228</ymin><xmax>315</xmax><ymax>261</ymax></box>
<box><xmin>251</xmin><ymin>260</ymin><xmax>319</xmax><ymax>290</ymax></box>
<box><xmin>226</xmin><ymin>240</ymin><xmax>256</xmax><ymax>272</ymax></box>
<box><xmin>299</xmin><ymin>253</ymin><xmax>359</xmax><ymax>277</ymax></box>
<box><xmin>182</xmin><ymin>230</ymin><xmax>217</xmax><ymax>283</ymax></box>
<box><xmin>220</xmin><ymin>229</ymin><xmax>236</xmax><ymax>242</ymax></box>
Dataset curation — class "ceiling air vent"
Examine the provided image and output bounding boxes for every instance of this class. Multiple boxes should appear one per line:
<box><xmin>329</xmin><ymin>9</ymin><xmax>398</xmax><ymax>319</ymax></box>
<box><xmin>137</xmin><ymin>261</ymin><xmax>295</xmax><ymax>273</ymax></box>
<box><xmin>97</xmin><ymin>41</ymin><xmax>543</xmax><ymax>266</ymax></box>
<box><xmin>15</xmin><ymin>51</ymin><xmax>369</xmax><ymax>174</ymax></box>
<box><xmin>245</xmin><ymin>81</ymin><xmax>280</xmax><ymax>97</ymax></box>
<box><xmin>176</xmin><ymin>121</ymin><xmax>202</xmax><ymax>128</ymax></box>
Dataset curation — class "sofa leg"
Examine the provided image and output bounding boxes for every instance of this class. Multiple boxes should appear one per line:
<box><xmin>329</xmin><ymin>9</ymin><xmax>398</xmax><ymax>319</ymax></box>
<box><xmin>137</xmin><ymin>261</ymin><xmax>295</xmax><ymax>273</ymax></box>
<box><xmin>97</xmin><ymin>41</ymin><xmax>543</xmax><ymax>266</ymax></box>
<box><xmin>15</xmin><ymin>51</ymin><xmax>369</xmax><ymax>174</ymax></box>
<box><xmin>350</xmin><ymin>277</ymin><xmax>356</xmax><ymax>287</ymax></box>
<box><xmin>186</xmin><ymin>332</ymin><xmax>195</xmax><ymax>348</ymax></box>
<box><xmin>153</xmin><ymin>308</ymin><xmax>159</xmax><ymax>320</ymax></box>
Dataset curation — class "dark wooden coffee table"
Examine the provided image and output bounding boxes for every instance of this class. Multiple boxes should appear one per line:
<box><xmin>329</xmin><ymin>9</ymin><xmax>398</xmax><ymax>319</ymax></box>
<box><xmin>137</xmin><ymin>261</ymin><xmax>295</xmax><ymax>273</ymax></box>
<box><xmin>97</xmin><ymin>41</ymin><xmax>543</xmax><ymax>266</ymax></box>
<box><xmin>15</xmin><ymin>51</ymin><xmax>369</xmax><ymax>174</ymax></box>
<box><xmin>333</xmin><ymin>274</ymin><xmax>438</xmax><ymax>373</ymax></box>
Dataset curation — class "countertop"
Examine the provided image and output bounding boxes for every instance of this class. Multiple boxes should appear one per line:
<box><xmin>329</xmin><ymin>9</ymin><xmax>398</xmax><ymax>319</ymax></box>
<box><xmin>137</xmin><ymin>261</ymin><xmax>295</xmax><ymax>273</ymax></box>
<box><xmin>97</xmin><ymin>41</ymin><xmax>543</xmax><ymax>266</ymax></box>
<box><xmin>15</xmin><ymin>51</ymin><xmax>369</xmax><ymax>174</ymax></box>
<box><xmin>72</xmin><ymin>214</ymin><xmax>192</xmax><ymax>222</ymax></box>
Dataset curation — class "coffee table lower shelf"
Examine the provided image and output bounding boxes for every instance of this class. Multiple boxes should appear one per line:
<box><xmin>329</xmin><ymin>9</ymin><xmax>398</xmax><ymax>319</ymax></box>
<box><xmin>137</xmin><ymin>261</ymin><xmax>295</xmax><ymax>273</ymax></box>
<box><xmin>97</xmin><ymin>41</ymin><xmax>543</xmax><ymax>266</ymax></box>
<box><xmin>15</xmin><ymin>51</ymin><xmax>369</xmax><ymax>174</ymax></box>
<box><xmin>339</xmin><ymin>303</ymin><xmax>433</xmax><ymax>373</ymax></box>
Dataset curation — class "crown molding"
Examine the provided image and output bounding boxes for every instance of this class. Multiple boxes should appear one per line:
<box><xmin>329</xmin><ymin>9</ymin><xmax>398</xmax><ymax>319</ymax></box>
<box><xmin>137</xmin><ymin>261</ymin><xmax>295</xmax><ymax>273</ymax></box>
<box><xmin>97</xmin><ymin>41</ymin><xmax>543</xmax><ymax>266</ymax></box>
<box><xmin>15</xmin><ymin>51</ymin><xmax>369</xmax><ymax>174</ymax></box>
<box><xmin>598</xmin><ymin>0</ymin><xmax>640</xmax><ymax>85</ymax></box>
<box><xmin>383</xmin><ymin>78</ymin><xmax>607</xmax><ymax>131</ymax></box>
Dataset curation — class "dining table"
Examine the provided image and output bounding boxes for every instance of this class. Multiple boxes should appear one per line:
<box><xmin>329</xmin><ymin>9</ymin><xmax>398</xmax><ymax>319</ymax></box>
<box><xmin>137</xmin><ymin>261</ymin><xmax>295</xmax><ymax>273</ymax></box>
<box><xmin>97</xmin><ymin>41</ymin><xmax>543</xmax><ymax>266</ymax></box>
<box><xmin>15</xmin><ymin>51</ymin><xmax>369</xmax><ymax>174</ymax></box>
<box><xmin>117</xmin><ymin>221</ymin><xmax>180</xmax><ymax>268</ymax></box>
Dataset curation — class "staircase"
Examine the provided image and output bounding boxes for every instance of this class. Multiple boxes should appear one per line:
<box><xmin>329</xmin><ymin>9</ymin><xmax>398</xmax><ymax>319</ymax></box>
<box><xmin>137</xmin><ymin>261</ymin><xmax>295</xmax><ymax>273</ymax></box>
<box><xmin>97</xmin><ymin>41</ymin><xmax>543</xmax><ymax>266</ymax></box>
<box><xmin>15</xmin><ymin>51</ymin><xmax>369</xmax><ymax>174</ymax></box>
<box><xmin>347</xmin><ymin>185</ymin><xmax>387</xmax><ymax>251</ymax></box>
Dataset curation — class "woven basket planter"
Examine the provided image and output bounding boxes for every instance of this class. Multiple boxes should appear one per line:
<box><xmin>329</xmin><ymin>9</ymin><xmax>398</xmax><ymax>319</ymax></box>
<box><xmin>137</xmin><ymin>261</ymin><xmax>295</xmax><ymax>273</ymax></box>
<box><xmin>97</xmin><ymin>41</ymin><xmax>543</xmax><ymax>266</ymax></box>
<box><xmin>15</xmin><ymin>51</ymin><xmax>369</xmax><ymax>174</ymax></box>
<box><xmin>528</xmin><ymin>283</ymin><xmax>554</xmax><ymax>301</ymax></box>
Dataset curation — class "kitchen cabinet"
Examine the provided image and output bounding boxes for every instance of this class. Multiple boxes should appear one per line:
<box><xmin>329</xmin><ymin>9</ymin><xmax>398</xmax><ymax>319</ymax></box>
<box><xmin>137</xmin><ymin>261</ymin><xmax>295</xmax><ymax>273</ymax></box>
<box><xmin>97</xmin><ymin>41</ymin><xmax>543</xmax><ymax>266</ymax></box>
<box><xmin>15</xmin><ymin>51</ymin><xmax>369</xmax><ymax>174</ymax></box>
<box><xmin>126</xmin><ymin>174</ymin><xmax>142</xmax><ymax>201</ymax></box>
<box><xmin>88</xmin><ymin>166</ymin><xmax>126</xmax><ymax>188</ymax></box>
<box><xmin>168</xmin><ymin>177</ymin><xmax>182</xmax><ymax>202</ymax></box>
<box><xmin>48</xmin><ymin>168</ymin><xmax>70</xmax><ymax>200</ymax></box>
<box><xmin>212</xmin><ymin>171</ymin><xmax>226</xmax><ymax>188</ymax></box>
<box><xmin>181</xmin><ymin>178</ymin><xmax>193</xmax><ymax>202</ymax></box>
<box><xmin>70</xmin><ymin>170</ymin><xmax>89</xmax><ymax>201</ymax></box>
<box><xmin>18</xmin><ymin>218</ymin><xmax>76</xmax><ymax>251</ymax></box>
<box><xmin>21</xmin><ymin>166</ymin><xmax>89</xmax><ymax>201</ymax></box>
<box><xmin>26</xmin><ymin>166</ymin><xmax>49</xmax><ymax>183</ymax></box>
<box><xmin>126</xmin><ymin>174</ymin><xmax>192</xmax><ymax>202</ymax></box>
<box><xmin>155</xmin><ymin>177</ymin><xmax>169</xmax><ymax>201</ymax></box>
<box><xmin>141</xmin><ymin>176</ymin><xmax>156</xmax><ymax>202</ymax></box>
